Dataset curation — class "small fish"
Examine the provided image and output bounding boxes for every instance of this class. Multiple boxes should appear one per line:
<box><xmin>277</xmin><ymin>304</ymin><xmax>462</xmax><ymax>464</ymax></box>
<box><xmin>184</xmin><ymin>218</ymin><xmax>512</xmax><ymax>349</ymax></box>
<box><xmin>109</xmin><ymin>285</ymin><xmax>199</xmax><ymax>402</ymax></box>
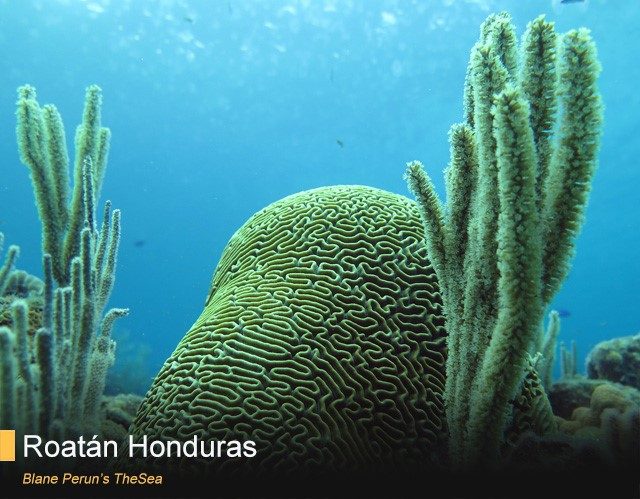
<box><xmin>134</xmin><ymin>240</ymin><xmax>146</xmax><ymax>248</ymax></box>
<box><xmin>556</xmin><ymin>309</ymin><xmax>571</xmax><ymax>318</ymax></box>
<box><xmin>336</xmin><ymin>139</ymin><xmax>344</xmax><ymax>148</ymax></box>
<box><xmin>183</xmin><ymin>15</ymin><xmax>194</xmax><ymax>24</ymax></box>
<box><xmin>560</xmin><ymin>0</ymin><xmax>585</xmax><ymax>3</ymax></box>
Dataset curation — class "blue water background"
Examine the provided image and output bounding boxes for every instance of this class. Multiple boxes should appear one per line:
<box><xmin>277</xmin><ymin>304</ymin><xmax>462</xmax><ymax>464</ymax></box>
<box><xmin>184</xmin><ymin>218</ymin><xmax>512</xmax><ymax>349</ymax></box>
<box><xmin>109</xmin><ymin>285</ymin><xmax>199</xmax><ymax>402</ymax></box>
<box><xmin>0</xmin><ymin>0</ymin><xmax>638</xmax><ymax>390</ymax></box>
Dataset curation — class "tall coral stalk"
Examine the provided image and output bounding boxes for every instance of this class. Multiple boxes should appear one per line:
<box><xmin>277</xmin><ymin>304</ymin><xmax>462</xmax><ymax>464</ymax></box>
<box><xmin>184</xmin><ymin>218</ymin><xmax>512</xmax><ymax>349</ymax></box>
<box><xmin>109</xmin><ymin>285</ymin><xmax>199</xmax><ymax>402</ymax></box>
<box><xmin>16</xmin><ymin>85</ymin><xmax>111</xmax><ymax>286</ymax></box>
<box><xmin>406</xmin><ymin>13</ymin><xmax>602</xmax><ymax>467</ymax></box>
<box><xmin>0</xmin><ymin>86</ymin><xmax>128</xmax><ymax>452</ymax></box>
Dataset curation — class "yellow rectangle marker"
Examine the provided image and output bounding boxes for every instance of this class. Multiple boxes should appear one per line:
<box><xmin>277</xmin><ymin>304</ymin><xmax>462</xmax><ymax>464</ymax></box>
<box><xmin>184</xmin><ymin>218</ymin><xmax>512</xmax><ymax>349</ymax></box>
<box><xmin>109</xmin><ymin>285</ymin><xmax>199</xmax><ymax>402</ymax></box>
<box><xmin>0</xmin><ymin>430</ymin><xmax>16</xmax><ymax>461</ymax></box>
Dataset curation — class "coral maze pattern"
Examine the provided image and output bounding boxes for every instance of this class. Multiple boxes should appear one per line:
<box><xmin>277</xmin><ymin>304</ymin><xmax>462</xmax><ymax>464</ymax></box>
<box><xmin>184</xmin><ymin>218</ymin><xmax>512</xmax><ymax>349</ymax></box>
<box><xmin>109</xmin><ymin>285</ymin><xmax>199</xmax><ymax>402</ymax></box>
<box><xmin>130</xmin><ymin>186</ymin><xmax>447</xmax><ymax>474</ymax></box>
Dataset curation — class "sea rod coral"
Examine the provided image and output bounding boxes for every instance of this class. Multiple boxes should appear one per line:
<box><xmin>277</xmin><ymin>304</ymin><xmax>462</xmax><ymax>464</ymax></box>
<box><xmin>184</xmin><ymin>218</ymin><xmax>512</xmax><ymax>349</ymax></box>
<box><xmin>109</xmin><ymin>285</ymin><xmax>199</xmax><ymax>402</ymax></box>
<box><xmin>406</xmin><ymin>13</ymin><xmax>602</xmax><ymax>466</ymax></box>
<box><xmin>0</xmin><ymin>86</ymin><xmax>128</xmax><ymax>451</ymax></box>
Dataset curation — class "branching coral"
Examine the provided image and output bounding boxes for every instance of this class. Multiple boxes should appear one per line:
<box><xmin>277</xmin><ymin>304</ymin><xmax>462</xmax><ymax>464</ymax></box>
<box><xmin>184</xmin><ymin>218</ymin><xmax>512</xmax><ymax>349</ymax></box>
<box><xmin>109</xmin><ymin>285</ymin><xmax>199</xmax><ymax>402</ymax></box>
<box><xmin>539</xmin><ymin>310</ymin><xmax>561</xmax><ymax>389</ymax></box>
<box><xmin>406</xmin><ymin>13</ymin><xmax>602</xmax><ymax>467</ymax></box>
<box><xmin>560</xmin><ymin>340</ymin><xmax>579</xmax><ymax>379</ymax></box>
<box><xmin>16</xmin><ymin>85</ymin><xmax>111</xmax><ymax>286</ymax></box>
<box><xmin>0</xmin><ymin>86</ymin><xmax>127</xmax><ymax>450</ymax></box>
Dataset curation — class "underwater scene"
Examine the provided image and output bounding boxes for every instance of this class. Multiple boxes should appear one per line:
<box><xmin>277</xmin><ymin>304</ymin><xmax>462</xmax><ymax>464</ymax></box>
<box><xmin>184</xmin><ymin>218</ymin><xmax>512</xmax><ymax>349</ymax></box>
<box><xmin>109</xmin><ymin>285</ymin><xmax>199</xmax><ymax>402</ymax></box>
<box><xmin>0</xmin><ymin>0</ymin><xmax>638</xmax><ymax>497</ymax></box>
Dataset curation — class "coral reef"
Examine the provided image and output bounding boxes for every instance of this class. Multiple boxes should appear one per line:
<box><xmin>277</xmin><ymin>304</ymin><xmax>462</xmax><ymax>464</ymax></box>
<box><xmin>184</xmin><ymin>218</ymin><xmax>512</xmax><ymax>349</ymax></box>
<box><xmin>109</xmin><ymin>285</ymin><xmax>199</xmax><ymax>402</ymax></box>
<box><xmin>550</xmin><ymin>376</ymin><xmax>640</xmax><ymax>415</ymax></box>
<box><xmin>0</xmin><ymin>86</ymin><xmax>127</xmax><ymax>451</ymax></box>
<box><xmin>506</xmin><ymin>382</ymin><xmax>639</xmax><ymax>476</ymax></box>
<box><xmin>126</xmin><ymin>12</ymin><xmax>605</xmax><ymax>478</ymax></box>
<box><xmin>556</xmin><ymin>383</ymin><xmax>640</xmax><ymax>467</ymax></box>
<box><xmin>549</xmin><ymin>377</ymin><xmax>605</xmax><ymax>418</ymax></box>
<box><xmin>0</xmin><ymin>256</ymin><xmax>45</xmax><ymax>344</ymax></box>
<box><xmin>0</xmin><ymin>292</ymin><xmax>43</xmax><ymax>342</ymax></box>
<box><xmin>586</xmin><ymin>333</ymin><xmax>640</xmax><ymax>389</ymax></box>
<box><xmin>129</xmin><ymin>186</ymin><xmax>447</xmax><ymax>474</ymax></box>
<box><xmin>549</xmin><ymin>335</ymin><xmax>640</xmax><ymax>470</ymax></box>
<box><xmin>405</xmin><ymin>13</ymin><xmax>601</xmax><ymax>466</ymax></box>
<box><xmin>100</xmin><ymin>393</ymin><xmax>144</xmax><ymax>442</ymax></box>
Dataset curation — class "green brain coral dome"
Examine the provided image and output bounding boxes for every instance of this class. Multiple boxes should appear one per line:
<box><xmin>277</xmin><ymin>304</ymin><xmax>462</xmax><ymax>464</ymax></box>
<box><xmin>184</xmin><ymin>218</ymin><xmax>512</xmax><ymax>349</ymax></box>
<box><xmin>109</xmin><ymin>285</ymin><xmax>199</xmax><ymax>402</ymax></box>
<box><xmin>129</xmin><ymin>185</ymin><xmax>447</xmax><ymax>474</ymax></box>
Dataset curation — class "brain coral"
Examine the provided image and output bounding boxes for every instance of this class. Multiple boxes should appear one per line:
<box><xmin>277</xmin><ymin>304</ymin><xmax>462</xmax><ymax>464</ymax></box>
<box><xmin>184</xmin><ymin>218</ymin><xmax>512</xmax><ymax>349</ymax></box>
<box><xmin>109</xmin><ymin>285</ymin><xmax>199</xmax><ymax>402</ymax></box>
<box><xmin>586</xmin><ymin>333</ymin><xmax>640</xmax><ymax>389</ymax></box>
<box><xmin>130</xmin><ymin>185</ymin><xmax>447</xmax><ymax>474</ymax></box>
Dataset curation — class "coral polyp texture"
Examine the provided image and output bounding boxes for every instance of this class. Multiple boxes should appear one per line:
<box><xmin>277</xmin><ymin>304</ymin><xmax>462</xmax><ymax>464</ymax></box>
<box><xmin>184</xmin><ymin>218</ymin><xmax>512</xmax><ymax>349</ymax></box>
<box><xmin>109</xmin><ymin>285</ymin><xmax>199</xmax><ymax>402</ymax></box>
<box><xmin>0</xmin><ymin>86</ymin><xmax>127</xmax><ymax>455</ymax></box>
<box><xmin>405</xmin><ymin>12</ymin><xmax>602</xmax><ymax>466</ymax></box>
<box><xmin>130</xmin><ymin>185</ymin><xmax>447</xmax><ymax>474</ymax></box>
